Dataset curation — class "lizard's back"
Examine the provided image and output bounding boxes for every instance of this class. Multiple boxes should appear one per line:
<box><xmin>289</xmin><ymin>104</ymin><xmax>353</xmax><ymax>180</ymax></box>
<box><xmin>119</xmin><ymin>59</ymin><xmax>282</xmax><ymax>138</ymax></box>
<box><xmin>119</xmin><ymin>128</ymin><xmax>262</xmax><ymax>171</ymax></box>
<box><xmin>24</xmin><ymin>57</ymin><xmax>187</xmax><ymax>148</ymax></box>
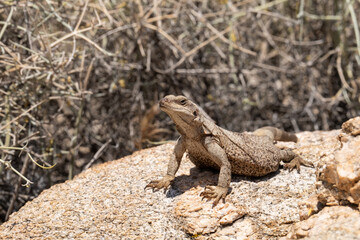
<box><xmin>185</xmin><ymin>128</ymin><xmax>283</xmax><ymax>177</ymax></box>
<box><xmin>220</xmin><ymin>129</ymin><xmax>282</xmax><ymax>176</ymax></box>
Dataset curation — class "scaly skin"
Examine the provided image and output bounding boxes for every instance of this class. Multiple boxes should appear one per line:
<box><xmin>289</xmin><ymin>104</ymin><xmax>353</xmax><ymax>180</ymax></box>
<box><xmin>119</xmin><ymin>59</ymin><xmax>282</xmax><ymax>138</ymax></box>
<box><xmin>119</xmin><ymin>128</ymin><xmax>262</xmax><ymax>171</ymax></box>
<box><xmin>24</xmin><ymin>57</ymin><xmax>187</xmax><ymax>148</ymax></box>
<box><xmin>145</xmin><ymin>95</ymin><xmax>312</xmax><ymax>205</ymax></box>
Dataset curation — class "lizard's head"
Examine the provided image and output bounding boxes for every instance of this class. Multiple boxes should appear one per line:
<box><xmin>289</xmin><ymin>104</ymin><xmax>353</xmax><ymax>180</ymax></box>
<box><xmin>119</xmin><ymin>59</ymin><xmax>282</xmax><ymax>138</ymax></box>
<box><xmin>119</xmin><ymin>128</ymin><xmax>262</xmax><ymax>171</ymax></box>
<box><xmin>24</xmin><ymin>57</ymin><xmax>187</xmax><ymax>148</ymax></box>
<box><xmin>159</xmin><ymin>95</ymin><xmax>200</xmax><ymax>125</ymax></box>
<box><xmin>159</xmin><ymin>95</ymin><xmax>215</xmax><ymax>136</ymax></box>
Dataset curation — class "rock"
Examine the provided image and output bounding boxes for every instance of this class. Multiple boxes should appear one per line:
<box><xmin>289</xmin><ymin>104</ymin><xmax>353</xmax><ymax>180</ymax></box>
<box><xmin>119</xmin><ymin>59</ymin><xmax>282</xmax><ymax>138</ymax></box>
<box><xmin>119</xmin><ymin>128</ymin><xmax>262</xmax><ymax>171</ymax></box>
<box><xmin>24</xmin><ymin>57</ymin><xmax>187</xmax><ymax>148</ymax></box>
<box><xmin>175</xmin><ymin>192</ymin><xmax>246</xmax><ymax>235</ymax></box>
<box><xmin>298</xmin><ymin>194</ymin><xmax>322</xmax><ymax>220</ymax></box>
<box><xmin>0</xmin><ymin>144</ymin><xmax>188</xmax><ymax>239</ymax></box>
<box><xmin>342</xmin><ymin>116</ymin><xmax>360</xmax><ymax>136</ymax></box>
<box><xmin>317</xmin><ymin>117</ymin><xmax>360</xmax><ymax>207</ymax></box>
<box><xmin>284</xmin><ymin>206</ymin><xmax>360</xmax><ymax>239</ymax></box>
<box><xmin>1</xmin><ymin>118</ymin><xmax>360</xmax><ymax>239</ymax></box>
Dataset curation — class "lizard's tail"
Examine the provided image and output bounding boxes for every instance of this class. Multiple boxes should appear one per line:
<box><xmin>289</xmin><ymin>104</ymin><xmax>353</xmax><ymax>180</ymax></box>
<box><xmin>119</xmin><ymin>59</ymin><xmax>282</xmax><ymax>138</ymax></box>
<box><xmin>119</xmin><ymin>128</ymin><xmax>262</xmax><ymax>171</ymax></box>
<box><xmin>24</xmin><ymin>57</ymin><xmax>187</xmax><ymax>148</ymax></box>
<box><xmin>253</xmin><ymin>126</ymin><xmax>298</xmax><ymax>142</ymax></box>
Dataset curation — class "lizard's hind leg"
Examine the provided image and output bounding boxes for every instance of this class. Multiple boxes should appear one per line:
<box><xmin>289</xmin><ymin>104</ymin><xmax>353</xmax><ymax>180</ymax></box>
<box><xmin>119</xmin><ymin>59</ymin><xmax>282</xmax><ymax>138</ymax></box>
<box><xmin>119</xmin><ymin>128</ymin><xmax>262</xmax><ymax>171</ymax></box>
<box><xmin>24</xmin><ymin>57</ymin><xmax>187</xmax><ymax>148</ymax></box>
<box><xmin>281</xmin><ymin>149</ymin><xmax>313</xmax><ymax>172</ymax></box>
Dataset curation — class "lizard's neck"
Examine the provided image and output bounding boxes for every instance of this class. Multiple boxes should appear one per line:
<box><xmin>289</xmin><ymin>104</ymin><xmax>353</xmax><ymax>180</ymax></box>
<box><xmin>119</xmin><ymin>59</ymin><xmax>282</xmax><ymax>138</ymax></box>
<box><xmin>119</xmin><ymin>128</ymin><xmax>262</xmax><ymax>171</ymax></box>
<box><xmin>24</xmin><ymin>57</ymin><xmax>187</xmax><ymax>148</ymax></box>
<box><xmin>171</xmin><ymin>116</ymin><xmax>205</xmax><ymax>140</ymax></box>
<box><xmin>175</xmin><ymin>122</ymin><xmax>204</xmax><ymax>140</ymax></box>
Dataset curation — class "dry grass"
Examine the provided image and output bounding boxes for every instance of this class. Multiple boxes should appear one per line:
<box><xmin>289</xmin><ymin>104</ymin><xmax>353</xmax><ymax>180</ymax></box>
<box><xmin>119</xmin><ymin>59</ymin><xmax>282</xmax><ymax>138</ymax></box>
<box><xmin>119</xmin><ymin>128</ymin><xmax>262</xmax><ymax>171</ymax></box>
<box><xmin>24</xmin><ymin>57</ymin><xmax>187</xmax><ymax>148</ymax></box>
<box><xmin>0</xmin><ymin>0</ymin><xmax>359</xmax><ymax>223</ymax></box>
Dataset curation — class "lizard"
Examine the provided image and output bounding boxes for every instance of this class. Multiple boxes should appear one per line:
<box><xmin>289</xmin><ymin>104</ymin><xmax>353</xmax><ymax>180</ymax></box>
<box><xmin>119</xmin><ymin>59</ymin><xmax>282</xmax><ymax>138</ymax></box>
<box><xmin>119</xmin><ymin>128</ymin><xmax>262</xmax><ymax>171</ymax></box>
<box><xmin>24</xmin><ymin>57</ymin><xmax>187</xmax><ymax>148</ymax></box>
<box><xmin>145</xmin><ymin>95</ymin><xmax>312</xmax><ymax>205</ymax></box>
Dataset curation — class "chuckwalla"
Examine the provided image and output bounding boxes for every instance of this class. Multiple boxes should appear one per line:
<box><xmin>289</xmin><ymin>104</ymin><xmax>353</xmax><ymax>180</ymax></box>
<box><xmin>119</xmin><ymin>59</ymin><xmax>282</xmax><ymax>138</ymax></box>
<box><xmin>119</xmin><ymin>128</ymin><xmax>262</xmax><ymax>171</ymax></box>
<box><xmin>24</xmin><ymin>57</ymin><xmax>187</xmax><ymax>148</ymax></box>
<box><xmin>146</xmin><ymin>95</ymin><xmax>312</xmax><ymax>205</ymax></box>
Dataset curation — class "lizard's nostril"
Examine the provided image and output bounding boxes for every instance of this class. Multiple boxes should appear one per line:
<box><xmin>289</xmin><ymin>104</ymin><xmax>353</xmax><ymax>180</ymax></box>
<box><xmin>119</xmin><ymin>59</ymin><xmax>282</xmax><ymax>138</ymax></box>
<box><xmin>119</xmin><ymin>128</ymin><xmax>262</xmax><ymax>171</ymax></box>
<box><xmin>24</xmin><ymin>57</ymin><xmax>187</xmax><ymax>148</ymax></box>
<box><xmin>159</xmin><ymin>98</ymin><xmax>167</xmax><ymax>107</ymax></box>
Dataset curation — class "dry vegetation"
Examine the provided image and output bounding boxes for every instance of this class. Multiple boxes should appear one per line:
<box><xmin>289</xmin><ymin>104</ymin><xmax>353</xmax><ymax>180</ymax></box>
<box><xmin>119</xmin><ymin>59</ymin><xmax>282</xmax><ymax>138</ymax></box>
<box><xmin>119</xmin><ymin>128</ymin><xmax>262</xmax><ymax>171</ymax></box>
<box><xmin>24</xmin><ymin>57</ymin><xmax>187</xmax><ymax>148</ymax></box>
<box><xmin>0</xmin><ymin>0</ymin><xmax>359</xmax><ymax>223</ymax></box>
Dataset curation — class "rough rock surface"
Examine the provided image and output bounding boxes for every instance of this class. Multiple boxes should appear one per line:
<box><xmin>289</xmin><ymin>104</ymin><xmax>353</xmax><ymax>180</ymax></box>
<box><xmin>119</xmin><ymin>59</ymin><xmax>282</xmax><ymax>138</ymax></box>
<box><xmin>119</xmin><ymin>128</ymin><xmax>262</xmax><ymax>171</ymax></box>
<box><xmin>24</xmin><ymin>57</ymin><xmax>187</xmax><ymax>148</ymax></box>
<box><xmin>1</xmin><ymin>118</ymin><xmax>360</xmax><ymax>239</ymax></box>
<box><xmin>285</xmin><ymin>206</ymin><xmax>360</xmax><ymax>239</ymax></box>
<box><xmin>317</xmin><ymin>117</ymin><xmax>360</xmax><ymax>208</ymax></box>
<box><xmin>342</xmin><ymin>116</ymin><xmax>360</xmax><ymax>136</ymax></box>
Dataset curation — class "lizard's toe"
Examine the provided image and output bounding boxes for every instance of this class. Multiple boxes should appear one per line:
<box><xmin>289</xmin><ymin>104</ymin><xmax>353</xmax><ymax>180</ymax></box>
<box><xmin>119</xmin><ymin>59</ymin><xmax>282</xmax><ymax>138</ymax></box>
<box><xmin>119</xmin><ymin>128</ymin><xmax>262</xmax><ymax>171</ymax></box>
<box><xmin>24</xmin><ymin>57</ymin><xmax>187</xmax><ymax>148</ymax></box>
<box><xmin>145</xmin><ymin>180</ymin><xmax>164</xmax><ymax>191</ymax></box>
<box><xmin>298</xmin><ymin>157</ymin><xmax>314</xmax><ymax>167</ymax></box>
<box><xmin>284</xmin><ymin>156</ymin><xmax>313</xmax><ymax>173</ymax></box>
<box><xmin>200</xmin><ymin>186</ymin><xmax>228</xmax><ymax>206</ymax></box>
<box><xmin>145</xmin><ymin>175</ymin><xmax>175</xmax><ymax>191</ymax></box>
<box><xmin>284</xmin><ymin>159</ymin><xmax>300</xmax><ymax>172</ymax></box>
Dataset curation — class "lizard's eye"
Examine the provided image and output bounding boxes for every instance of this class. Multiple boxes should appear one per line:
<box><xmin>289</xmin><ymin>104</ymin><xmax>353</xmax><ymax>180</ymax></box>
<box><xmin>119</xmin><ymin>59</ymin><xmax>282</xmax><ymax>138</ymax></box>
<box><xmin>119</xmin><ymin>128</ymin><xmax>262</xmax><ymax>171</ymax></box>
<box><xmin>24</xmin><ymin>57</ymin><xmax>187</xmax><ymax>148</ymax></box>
<box><xmin>193</xmin><ymin>111</ymin><xmax>197</xmax><ymax>116</ymax></box>
<box><xmin>180</xmin><ymin>99</ymin><xmax>187</xmax><ymax>105</ymax></box>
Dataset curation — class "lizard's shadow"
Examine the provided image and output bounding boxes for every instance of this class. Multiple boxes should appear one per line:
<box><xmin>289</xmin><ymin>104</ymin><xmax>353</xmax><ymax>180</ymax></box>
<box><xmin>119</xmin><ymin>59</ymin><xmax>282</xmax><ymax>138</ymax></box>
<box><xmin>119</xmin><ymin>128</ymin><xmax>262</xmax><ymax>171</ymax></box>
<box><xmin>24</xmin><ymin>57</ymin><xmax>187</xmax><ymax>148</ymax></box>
<box><xmin>166</xmin><ymin>166</ymin><xmax>281</xmax><ymax>198</ymax></box>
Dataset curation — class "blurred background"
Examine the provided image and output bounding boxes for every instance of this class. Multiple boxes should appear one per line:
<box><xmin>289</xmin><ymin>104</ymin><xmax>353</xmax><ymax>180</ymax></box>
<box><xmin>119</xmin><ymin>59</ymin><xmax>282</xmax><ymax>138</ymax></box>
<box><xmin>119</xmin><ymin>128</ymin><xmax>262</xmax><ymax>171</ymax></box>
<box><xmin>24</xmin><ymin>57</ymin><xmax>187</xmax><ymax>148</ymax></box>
<box><xmin>0</xmin><ymin>0</ymin><xmax>359</xmax><ymax>223</ymax></box>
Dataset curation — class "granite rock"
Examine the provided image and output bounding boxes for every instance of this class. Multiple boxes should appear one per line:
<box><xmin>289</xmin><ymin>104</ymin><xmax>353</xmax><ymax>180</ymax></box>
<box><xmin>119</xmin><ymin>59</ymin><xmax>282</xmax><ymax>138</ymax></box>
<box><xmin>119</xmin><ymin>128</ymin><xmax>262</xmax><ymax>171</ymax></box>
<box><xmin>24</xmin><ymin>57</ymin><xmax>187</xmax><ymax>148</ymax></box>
<box><xmin>284</xmin><ymin>206</ymin><xmax>360</xmax><ymax>239</ymax></box>
<box><xmin>317</xmin><ymin>117</ymin><xmax>360</xmax><ymax>208</ymax></box>
<box><xmin>342</xmin><ymin>116</ymin><xmax>360</xmax><ymax>136</ymax></box>
<box><xmin>1</xmin><ymin>118</ymin><xmax>360</xmax><ymax>239</ymax></box>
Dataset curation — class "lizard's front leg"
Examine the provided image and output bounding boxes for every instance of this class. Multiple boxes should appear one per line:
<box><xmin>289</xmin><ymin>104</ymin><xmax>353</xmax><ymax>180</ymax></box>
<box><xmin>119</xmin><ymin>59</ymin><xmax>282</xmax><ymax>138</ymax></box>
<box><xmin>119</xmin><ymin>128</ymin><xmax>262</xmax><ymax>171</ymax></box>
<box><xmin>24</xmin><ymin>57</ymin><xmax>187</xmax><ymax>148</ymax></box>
<box><xmin>145</xmin><ymin>137</ymin><xmax>186</xmax><ymax>191</ymax></box>
<box><xmin>200</xmin><ymin>137</ymin><xmax>231</xmax><ymax>206</ymax></box>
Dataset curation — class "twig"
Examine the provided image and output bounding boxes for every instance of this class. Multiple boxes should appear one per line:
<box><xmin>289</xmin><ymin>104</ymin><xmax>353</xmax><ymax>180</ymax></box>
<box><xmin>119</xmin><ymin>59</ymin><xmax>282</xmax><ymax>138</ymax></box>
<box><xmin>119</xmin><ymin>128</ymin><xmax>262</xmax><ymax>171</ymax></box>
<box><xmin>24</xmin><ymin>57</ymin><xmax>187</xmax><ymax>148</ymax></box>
<box><xmin>0</xmin><ymin>191</ymin><xmax>31</xmax><ymax>199</ymax></box>
<box><xmin>303</xmin><ymin>12</ymin><xmax>341</xmax><ymax>21</ymax></box>
<box><xmin>0</xmin><ymin>41</ymin><xmax>22</xmax><ymax>65</ymax></box>
<box><xmin>74</xmin><ymin>0</ymin><xmax>89</xmax><ymax>31</ymax></box>
<box><xmin>0</xmin><ymin>157</ymin><xmax>33</xmax><ymax>190</ymax></box>
<box><xmin>0</xmin><ymin>145</ymin><xmax>55</xmax><ymax>170</ymax></box>
<box><xmin>319</xmin><ymin>49</ymin><xmax>338</xmax><ymax>63</ymax></box>
<box><xmin>257</xmin><ymin>19</ymin><xmax>294</xmax><ymax>63</ymax></box>
<box><xmin>190</xmin><ymin>10</ymin><xmax>256</xmax><ymax>56</ymax></box>
<box><xmin>228</xmin><ymin>22</ymin><xmax>238</xmax><ymax>83</ymax></box>
<box><xmin>18</xmin><ymin>131</ymin><xmax>40</xmax><ymax>145</ymax></box>
<box><xmin>0</xmin><ymin>21</ymin><xmax>26</xmax><ymax>32</ymax></box>
<box><xmin>98</xmin><ymin>0</ymin><xmax>116</xmax><ymax>24</ymax></box>
<box><xmin>95</xmin><ymin>23</ymin><xmax>137</xmax><ymax>42</ymax></box>
<box><xmin>143</xmin><ymin>23</ymin><xmax>186</xmax><ymax>55</ymax></box>
<box><xmin>0</xmin><ymin>96</ymin><xmax>11</xmax><ymax>174</ymax></box>
<box><xmin>10</xmin><ymin>40</ymin><xmax>50</xmax><ymax>63</ymax></box>
<box><xmin>83</xmin><ymin>139</ymin><xmax>112</xmax><ymax>171</ymax></box>
<box><xmin>23</xmin><ymin>1</ymin><xmax>33</xmax><ymax>51</ymax></box>
<box><xmin>64</xmin><ymin>0</ymin><xmax>89</xmax><ymax>67</ymax></box>
<box><xmin>146</xmin><ymin>47</ymin><xmax>151</xmax><ymax>72</ymax></box>
<box><xmin>45</xmin><ymin>0</ymin><xmax>73</xmax><ymax>31</ymax></box>
<box><xmin>346</xmin><ymin>0</ymin><xmax>360</xmax><ymax>65</ymax></box>
<box><xmin>336</xmin><ymin>49</ymin><xmax>351</xmax><ymax>90</ymax></box>
<box><xmin>69</xmin><ymin>59</ymin><xmax>94</xmax><ymax>179</ymax></box>
<box><xmin>27</xmin><ymin>152</ymin><xmax>56</xmax><ymax>169</ymax></box>
<box><xmin>0</xmin><ymin>100</ymin><xmax>46</xmax><ymax>131</ymax></box>
<box><xmin>154</xmin><ymin>27</ymin><xmax>233</xmax><ymax>73</ymax></box>
<box><xmin>176</xmin><ymin>68</ymin><xmax>238</xmax><ymax>74</ymax></box>
<box><xmin>146</xmin><ymin>14</ymin><xmax>177</xmax><ymax>23</ymax></box>
<box><xmin>254</xmin><ymin>62</ymin><xmax>297</xmax><ymax>74</ymax></box>
<box><xmin>83</xmin><ymin>58</ymin><xmax>94</xmax><ymax>90</ymax></box>
<box><xmin>5</xmin><ymin>155</ymin><xmax>31</xmax><ymax>221</ymax></box>
<box><xmin>0</xmin><ymin>6</ymin><xmax>14</xmax><ymax>41</ymax></box>
<box><xmin>265</xmin><ymin>34</ymin><xmax>324</xmax><ymax>46</ymax></box>
<box><xmin>297</xmin><ymin>0</ymin><xmax>305</xmax><ymax>41</ymax></box>
<box><xmin>135</xmin><ymin>0</ymin><xmax>144</xmax><ymax>18</ymax></box>
<box><xmin>50</xmin><ymin>26</ymin><xmax>93</xmax><ymax>48</ymax></box>
<box><xmin>232</xmin><ymin>0</ymin><xmax>289</xmax><ymax>20</ymax></box>
<box><xmin>250</xmin><ymin>9</ymin><xmax>298</xmax><ymax>24</ymax></box>
<box><xmin>76</xmin><ymin>33</ymin><xmax>115</xmax><ymax>56</ymax></box>
<box><xmin>0</xmin><ymin>60</ymin><xmax>44</xmax><ymax>71</ymax></box>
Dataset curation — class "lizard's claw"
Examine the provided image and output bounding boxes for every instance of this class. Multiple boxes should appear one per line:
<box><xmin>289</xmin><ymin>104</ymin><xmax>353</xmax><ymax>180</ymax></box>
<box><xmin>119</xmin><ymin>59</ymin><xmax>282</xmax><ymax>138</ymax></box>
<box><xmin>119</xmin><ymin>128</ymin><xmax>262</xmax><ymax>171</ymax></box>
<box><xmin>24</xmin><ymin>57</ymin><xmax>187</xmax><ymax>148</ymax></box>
<box><xmin>145</xmin><ymin>175</ymin><xmax>175</xmax><ymax>192</ymax></box>
<box><xmin>284</xmin><ymin>156</ymin><xmax>314</xmax><ymax>173</ymax></box>
<box><xmin>200</xmin><ymin>186</ymin><xmax>228</xmax><ymax>206</ymax></box>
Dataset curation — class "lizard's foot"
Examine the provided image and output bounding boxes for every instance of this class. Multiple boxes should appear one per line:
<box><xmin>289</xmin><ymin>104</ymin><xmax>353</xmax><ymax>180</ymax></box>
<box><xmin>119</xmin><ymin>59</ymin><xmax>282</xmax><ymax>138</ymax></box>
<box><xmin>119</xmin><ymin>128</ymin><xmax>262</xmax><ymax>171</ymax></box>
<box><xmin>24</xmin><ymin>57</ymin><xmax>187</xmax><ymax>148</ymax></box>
<box><xmin>200</xmin><ymin>186</ymin><xmax>228</xmax><ymax>206</ymax></box>
<box><xmin>284</xmin><ymin>156</ymin><xmax>313</xmax><ymax>173</ymax></box>
<box><xmin>145</xmin><ymin>175</ymin><xmax>175</xmax><ymax>192</ymax></box>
